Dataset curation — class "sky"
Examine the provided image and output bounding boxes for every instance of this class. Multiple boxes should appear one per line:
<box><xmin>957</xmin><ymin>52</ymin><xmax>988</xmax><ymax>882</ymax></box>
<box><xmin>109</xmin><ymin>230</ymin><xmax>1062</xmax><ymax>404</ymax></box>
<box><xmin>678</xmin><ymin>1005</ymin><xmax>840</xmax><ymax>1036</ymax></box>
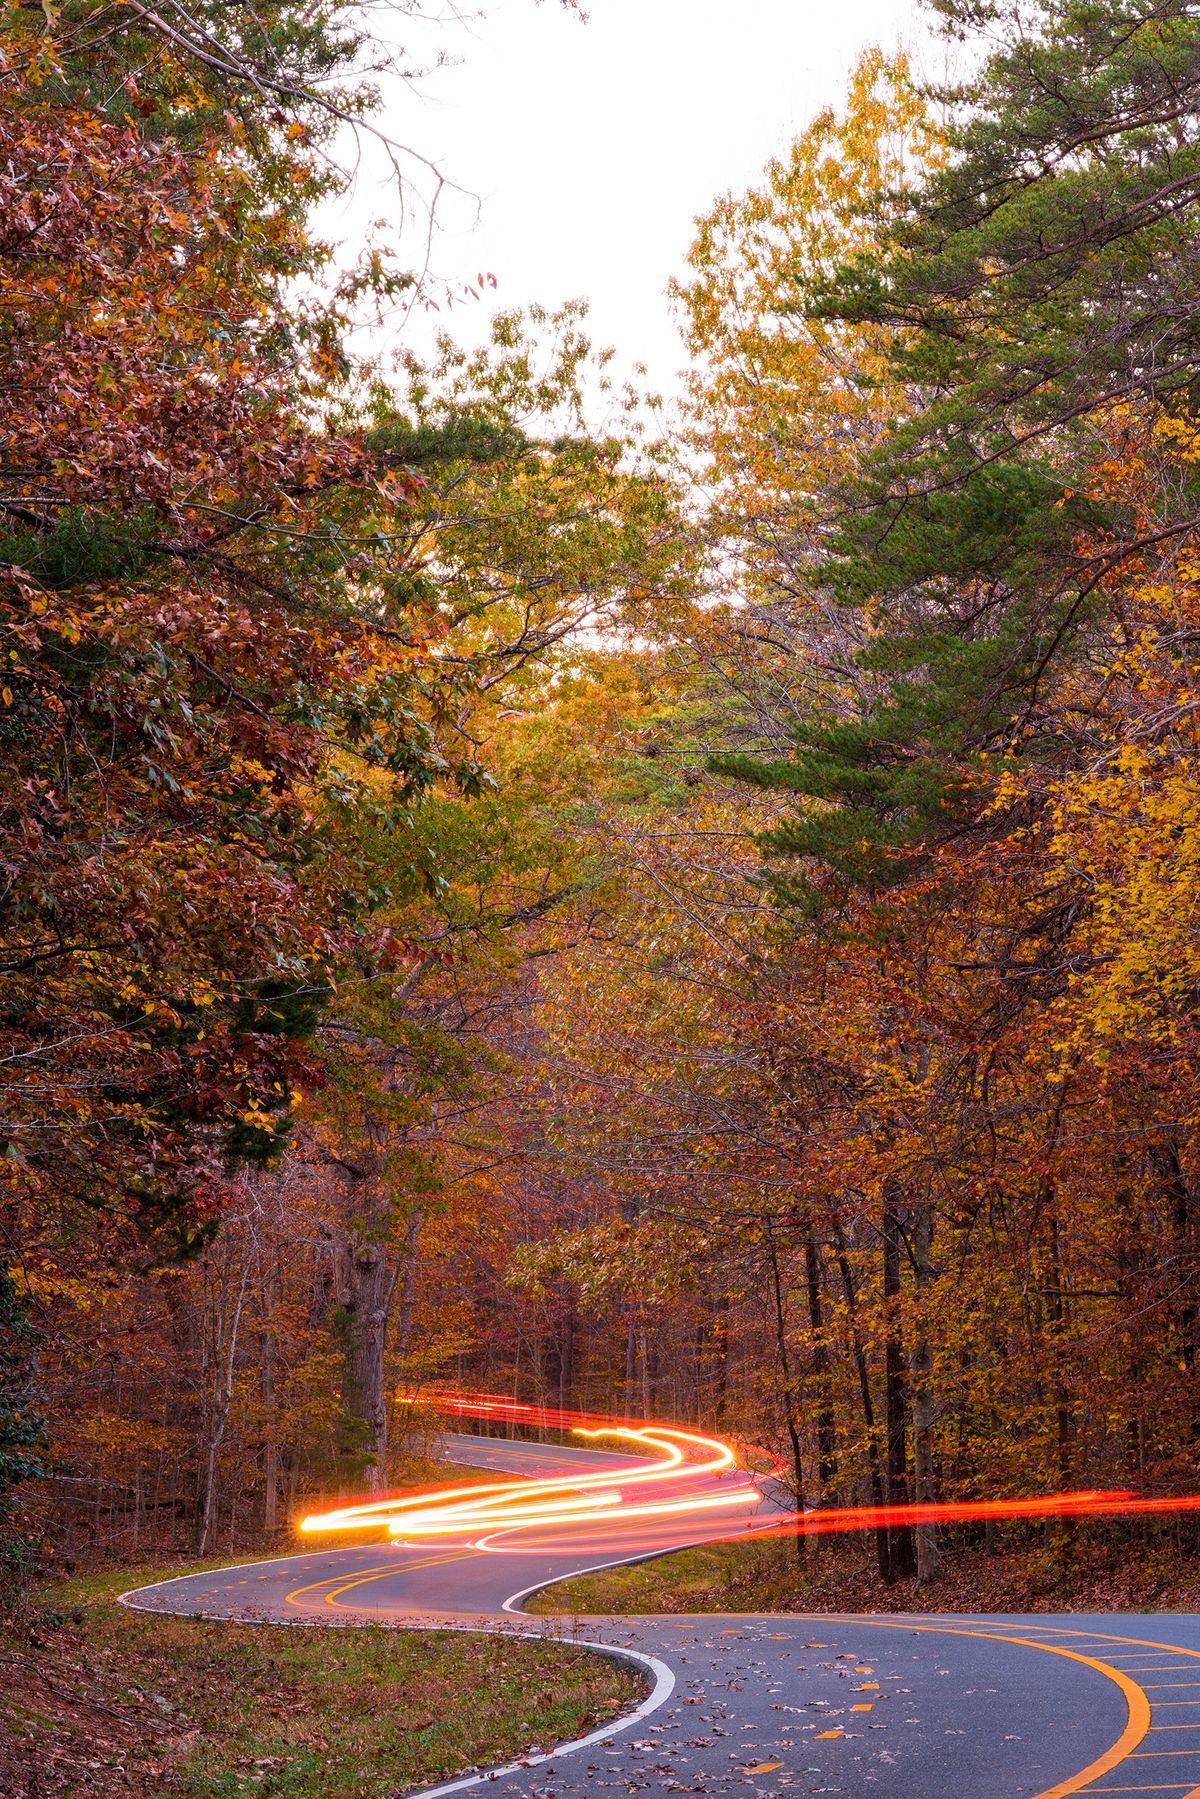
<box><xmin>335</xmin><ymin>0</ymin><xmax>925</xmax><ymax>394</ymax></box>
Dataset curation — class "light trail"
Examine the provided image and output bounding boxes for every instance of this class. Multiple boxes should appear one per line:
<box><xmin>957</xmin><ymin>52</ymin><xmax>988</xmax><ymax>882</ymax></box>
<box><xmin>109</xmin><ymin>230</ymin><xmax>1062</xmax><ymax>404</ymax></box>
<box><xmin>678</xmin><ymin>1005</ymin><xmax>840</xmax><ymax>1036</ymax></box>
<box><xmin>300</xmin><ymin>1411</ymin><xmax>761</xmax><ymax>1545</ymax></box>
<box><xmin>298</xmin><ymin>1392</ymin><xmax>1200</xmax><ymax>1553</ymax></box>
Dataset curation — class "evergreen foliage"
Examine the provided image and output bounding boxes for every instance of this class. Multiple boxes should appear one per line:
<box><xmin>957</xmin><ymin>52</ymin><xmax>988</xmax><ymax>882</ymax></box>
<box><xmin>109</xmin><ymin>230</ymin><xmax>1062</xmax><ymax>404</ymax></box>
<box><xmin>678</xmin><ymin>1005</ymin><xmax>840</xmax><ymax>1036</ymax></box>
<box><xmin>0</xmin><ymin>1269</ymin><xmax>46</xmax><ymax>1604</ymax></box>
<box><xmin>720</xmin><ymin>1</ymin><xmax>1200</xmax><ymax>885</ymax></box>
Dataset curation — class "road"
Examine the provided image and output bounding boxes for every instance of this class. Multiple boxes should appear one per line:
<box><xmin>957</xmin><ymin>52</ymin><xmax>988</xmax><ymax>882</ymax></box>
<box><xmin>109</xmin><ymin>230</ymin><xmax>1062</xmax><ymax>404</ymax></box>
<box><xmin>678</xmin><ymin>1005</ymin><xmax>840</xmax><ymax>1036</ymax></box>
<box><xmin>122</xmin><ymin>1433</ymin><xmax>1200</xmax><ymax>1797</ymax></box>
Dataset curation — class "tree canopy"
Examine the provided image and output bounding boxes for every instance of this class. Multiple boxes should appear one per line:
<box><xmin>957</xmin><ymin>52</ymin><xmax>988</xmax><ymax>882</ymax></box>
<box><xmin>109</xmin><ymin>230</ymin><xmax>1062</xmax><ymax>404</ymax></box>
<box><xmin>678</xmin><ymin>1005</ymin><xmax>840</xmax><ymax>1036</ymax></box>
<box><xmin>9</xmin><ymin>0</ymin><xmax>1200</xmax><ymax>1624</ymax></box>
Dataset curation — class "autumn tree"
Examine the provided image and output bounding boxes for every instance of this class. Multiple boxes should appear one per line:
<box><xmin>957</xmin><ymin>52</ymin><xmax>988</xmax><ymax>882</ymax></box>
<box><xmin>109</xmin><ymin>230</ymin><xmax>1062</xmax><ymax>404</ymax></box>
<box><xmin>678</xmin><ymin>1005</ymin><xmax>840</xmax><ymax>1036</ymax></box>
<box><xmin>295</xmin><ymin>309</ymin><xmax>688</xmax><ymax>1486</ymax></box>
<box><xmin>464</xmin><ymin>9</ymin><xmax>1200</xmax><ymax>1603</ymax></box>
<box><xmin>3</xmin><ymin>4</ymin><xmax>661</xmax><ymax>1550</ymax></box>
<box><xmin>0</xmin><ymin>2</ymin><xmax>466</xmax><ymax>1279</ymax></box>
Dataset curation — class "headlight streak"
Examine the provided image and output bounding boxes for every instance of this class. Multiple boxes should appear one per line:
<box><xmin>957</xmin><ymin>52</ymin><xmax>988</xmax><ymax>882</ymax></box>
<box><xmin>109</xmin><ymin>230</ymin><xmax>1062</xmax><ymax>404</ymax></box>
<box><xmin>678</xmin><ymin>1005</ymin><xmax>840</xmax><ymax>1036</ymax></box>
<box><xmin>300</xmin><ymin>1417</ymin><xmax>758</xmax><ymax>1545</ymax></box>
<box><xmin>298</xmin><ymin>1391</ymin><xmax>1200</xmax><ymax>1554</ymax></box>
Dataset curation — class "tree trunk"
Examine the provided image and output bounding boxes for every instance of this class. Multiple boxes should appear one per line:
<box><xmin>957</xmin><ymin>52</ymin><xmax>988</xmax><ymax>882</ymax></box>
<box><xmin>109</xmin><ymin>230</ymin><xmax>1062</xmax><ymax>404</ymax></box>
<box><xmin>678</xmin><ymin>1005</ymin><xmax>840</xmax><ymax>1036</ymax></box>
<box><xmin>882</xmin><ymin>1187</ymin><xmax>916</xmax><ymax>1581</ymax></box>
<box><xmin>909</xmin><ymin>1205</ymin><xmax>939</xmax><ymax>1584</ymax></box>
<box><xmin>1153</xmin><ymin>1140</ymin><xmax>1197</xmax><ymax>1423</ymax></box>
<box><xmin>261</xmin><ymin>1258</ymin><xmax>279</xmax><ymax>1534</ymax></box>
<box><xmin>804</xmin><ymin>1231</ymin><xmax>837</xmax><ymax>1500</ymax></box>
<box><xmin>623</xmin><ymin>1315</ymin><xmax>637</xmax><ymax>1420</ymax></box>
<box><xmin>1045</xmin><ymin>1208</ymin><xmax>1072</xmax><ymax>1487</ymax></box>
<box><xmin>394</xmin><ymin>1209</ymin><xmax>422</xmax><ymax>1375</ymax></box>
<box><xmin>1044</xmin><ymin>1198</ymin><xmax>1076</xmax><ymax>1570</ymax></box>
<box><xmin>327</xmin><ymin>1228</ymin><xmax>401</xmax><ymax>1491</ymax></box>
<box><xmin>833</xmin><ymin>1226</ymin><xmax>891</xmax><ymax>1583</ymax></box>
<box><xmin>712</xmin><ymin>1287</ymin><xmax>730</xmax><ymax>1427</ymax></box>
<box><xmin>196</xmin><ymin>1249</ymin><xmax>251</xmax><ymax>1555</ymax></box>
<box><xmin>765</xmin><ymin>1222</ymin><xmax>806</xmax><ymax>1560</ymax></box>
<box><xmin>559</xmin><ymin>1301</ymin><xmax>575</xmax><ymax>1412</ymax></box>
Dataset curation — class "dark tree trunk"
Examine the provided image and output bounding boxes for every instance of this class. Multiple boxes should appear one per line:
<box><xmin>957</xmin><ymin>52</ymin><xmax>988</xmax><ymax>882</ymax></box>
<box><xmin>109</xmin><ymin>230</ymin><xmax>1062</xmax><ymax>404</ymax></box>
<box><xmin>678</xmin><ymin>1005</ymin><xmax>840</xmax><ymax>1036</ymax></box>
<box><xmin>558</xmin><ymin>1300</ymin><xmax>575</xmax><ymax>1412</ymax></box>
<box><xmin>712</xmin><ymin>1287</ymin><xmax>730</xmax><ymax>1427</ymax></box>
<box><xmin>1152</xmin><ymin>1140</ymin><xmax>1197</xmax><ymax>1424</ymax></box>
<box><xmin>765</xmin><ymin>1222</ymin><xmax>806</xmax><ymax>1560</ymax></box>
<box><xmin>394</xmin><ymin>1209</ymin><xmax>422</xmax><ymax>1374</ymax></box>
<box><xmin>260</xmin><ymin>1259</ymin><xmax>279</xmax><ymax>1534</ymax></box>
<box><xmin>909</xmin><ymin>1206</ymin><xmax>939</xmax><ymax>1584</ymax></box>
<box><xmin>804</xmin><ymin>1231</ymin><xmax>837</xmax><ymax>1499</ymax></box>
<box><xmin>834</xmin><ymin>1226</ymin><xmax>891</xmax><ymax>1583</ymax></box>
<box><xmin>623</xmin><ymin>1315</ymin><xmax>637</xmax><ymax>1420</ymax></box>
<box><xmin>327</xmin><ymin>1226</ymin><xmax>401</xmax><ymax>1491</ymax></box>
<box><xmin>882</xmin><ymin>1187</ymin><xmax>916</xmax><ymax>1581</ymax></box>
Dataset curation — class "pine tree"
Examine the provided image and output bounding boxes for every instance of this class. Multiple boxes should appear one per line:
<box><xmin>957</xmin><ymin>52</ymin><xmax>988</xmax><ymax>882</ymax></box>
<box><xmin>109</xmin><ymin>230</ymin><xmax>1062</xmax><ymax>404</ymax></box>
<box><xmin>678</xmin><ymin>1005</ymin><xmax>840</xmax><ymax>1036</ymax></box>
<box><xmin>715</xmin><ymin>1</ymin><xmax>1200</xmax><ymax>886</ymax></box>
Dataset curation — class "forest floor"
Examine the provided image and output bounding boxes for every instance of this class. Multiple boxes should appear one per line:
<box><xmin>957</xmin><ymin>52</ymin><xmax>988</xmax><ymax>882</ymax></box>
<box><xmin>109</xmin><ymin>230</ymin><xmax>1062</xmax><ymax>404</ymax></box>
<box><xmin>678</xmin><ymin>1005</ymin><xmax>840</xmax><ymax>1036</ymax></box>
<box><xmin>2</xmin><ymin>1453</ymin><xmax>645</xmax><ymax>1799</ymax></box>
<box><xmin>529</xmin><ymin>1530</ymin><xmax>1200</xmax><ymax>1619</ymax></box>
<box><xmin>0</xmin><ymin>1561</ymin><xmax>641</xmax><ymax>1798</ymax></box>
<box><xmin>1</xmin><ymin>1568</ymin><xmax>641</xmax><ymax>1798</ymax></box>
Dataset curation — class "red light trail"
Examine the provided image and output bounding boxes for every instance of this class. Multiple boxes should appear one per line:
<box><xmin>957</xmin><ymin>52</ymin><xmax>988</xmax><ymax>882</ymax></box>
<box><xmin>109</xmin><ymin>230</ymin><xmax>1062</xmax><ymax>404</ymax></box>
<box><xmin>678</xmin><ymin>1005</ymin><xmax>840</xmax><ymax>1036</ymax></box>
<box><xmin>298</xmin><ymin>1392</ymin><xmax>1200</xmax><ymax>1552</ymax></box>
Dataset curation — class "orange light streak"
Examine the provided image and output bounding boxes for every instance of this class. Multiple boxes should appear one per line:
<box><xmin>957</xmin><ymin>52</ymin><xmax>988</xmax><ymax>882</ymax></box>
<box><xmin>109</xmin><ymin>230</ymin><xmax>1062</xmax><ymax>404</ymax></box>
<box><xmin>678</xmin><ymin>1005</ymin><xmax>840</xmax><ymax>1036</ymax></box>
<box><xmin>300</xmin><ymin>1417</ymin><xmax>757</xmax><ymax>1542</ymax></box>
<box><xmin>298</xmin><ymin>1392</ymin><xmax>1200</xmax><ymax>1554</ymax></box>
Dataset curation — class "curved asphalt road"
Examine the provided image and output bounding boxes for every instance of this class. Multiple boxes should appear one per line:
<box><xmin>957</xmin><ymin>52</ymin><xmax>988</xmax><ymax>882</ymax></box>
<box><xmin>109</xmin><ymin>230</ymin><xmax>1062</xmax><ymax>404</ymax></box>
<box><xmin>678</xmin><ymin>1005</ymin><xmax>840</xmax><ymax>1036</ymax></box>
<box><xmin>123</xmin><ymin>1434</ymin><xmax>1200</xmax><ymax>1798</ymax></box>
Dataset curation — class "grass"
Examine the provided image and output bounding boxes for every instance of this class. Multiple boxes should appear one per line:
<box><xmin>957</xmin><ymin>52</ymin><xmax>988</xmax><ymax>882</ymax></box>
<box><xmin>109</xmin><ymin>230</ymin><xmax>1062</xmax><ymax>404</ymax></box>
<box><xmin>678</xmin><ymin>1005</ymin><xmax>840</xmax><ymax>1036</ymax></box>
<box><xmin>1</xmin><ymin>1555</ymin><xmax>644</xmax><ymax>1798</ymax></box>
<box><xmin>528</xmin><ymin>1538</ymin><xmax>792</xmax><ymax>1618</ymax></box>
<box><xmin>527</xmin><ymin>1529</ymin><xmax>1200</xmax><ymax>1619</ymax></box>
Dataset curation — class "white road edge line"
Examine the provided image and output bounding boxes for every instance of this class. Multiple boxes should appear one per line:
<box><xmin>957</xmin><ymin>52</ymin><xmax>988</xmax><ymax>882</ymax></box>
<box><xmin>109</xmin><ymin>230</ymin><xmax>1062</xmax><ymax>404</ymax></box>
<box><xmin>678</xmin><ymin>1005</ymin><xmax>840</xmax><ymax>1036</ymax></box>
<box><xmin>117</xmin><ymin>1443</ymin><xmax>712</xmax><ymax>1795</ymax></box>
<box><xmin>117</xmin><ymin>1566</ymin><xmax>680</xmax><ymax>1799</ymax></box>
<box><xmin>501</xmin><ymin>1548</ymin><xmax>689</xmax><ymax>1615</ymax></box>
<box><xmin>406</xmin><ymin>1638</ymin><xmax>676</xmax><ymax>1799</ymax></box>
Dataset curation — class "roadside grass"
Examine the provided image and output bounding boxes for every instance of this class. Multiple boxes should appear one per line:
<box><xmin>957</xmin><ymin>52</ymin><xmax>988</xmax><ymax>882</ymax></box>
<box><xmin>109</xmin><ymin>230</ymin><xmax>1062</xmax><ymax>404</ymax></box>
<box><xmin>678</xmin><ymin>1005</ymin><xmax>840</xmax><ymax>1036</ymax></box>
<box><xmin>528</xmin><ymin>1530</ymin><xmax>1200</xmax><ymax>1619</ymax></box>
<box><xmin>529</xmin><ymin>1539</ymin><xmax>792</xmax><ymax>1618</ymax></box>
<box><xmin>2</xmin><ymin>1542</ymin><xmax>643</xmax><ymax>1797</ymax></box>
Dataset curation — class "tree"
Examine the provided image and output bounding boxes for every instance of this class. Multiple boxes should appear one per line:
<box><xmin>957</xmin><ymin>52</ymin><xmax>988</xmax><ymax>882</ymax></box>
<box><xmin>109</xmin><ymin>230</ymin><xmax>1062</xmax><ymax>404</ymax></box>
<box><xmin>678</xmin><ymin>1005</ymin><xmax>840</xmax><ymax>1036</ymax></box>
<box><xmin>786</xmin><ymin>0</ymin><xmax>1200</xmax><ymax>863</ymax></box>
<box><xmin>0</xmin><ymin>1269</ymin><xmax>45</xmax><ymax>1599</ymax></box>
<box><xmin>294</xmin><ymin>308</ymin><xmax>688</xmax><ymax>1485</ymax></box>
<box><xmin>0</xmin><ymin>1</ymin><xmax>470</xmax><ymax>1262</ymax></box>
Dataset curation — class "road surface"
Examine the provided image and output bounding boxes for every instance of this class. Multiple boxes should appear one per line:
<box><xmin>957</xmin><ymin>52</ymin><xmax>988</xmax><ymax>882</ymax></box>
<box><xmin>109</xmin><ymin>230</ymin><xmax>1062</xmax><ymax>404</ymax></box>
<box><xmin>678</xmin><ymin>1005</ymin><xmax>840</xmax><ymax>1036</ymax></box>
<box><xmin>122</xmin><ymin>1433</ymin><xmax>1200</xmax><ymax>1797</ymax></box>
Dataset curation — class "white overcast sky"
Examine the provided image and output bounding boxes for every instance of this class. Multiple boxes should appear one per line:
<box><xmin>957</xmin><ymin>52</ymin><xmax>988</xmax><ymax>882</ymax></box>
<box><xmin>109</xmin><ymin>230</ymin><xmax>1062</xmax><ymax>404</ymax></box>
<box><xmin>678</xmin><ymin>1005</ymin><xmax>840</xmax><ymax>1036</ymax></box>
<box><xmin>338</xmin><ymin>0</ymin><xmax>926</xmax><ymax>393</ymax></box>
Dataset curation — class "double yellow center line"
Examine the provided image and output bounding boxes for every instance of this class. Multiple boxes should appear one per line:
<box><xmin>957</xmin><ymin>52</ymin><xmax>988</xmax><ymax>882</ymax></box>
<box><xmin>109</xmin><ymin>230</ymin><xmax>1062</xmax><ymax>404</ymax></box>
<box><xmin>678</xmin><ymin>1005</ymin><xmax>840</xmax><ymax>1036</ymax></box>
<box><xmin>285</xmin><ymin>1547</ymin><xmax>481</xmax><ymax>1611</ymax></box>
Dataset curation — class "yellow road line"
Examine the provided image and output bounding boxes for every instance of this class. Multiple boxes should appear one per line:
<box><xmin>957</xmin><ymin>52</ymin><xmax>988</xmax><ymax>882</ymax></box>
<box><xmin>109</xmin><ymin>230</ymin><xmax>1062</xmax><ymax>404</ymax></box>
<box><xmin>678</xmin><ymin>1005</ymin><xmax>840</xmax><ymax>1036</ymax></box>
<box><xmin>788</xmin><ymin>1615</ymin><xmax>1155</xmax><ymax>1799</ymax></box>
<box><xmin>283</xmin><ymin>1549</ymin><xmax>478</xmax><ymax>1610</ymax></box>
<box><xmin>321</xmin><ymin>1549</ymin><xmax>480</xmax><ymax>1608</ymax></box>
<box><xmin>284</xmin><ymin>1560</ymin><xmax>403</xmax><ymax>1606</ymax></box>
